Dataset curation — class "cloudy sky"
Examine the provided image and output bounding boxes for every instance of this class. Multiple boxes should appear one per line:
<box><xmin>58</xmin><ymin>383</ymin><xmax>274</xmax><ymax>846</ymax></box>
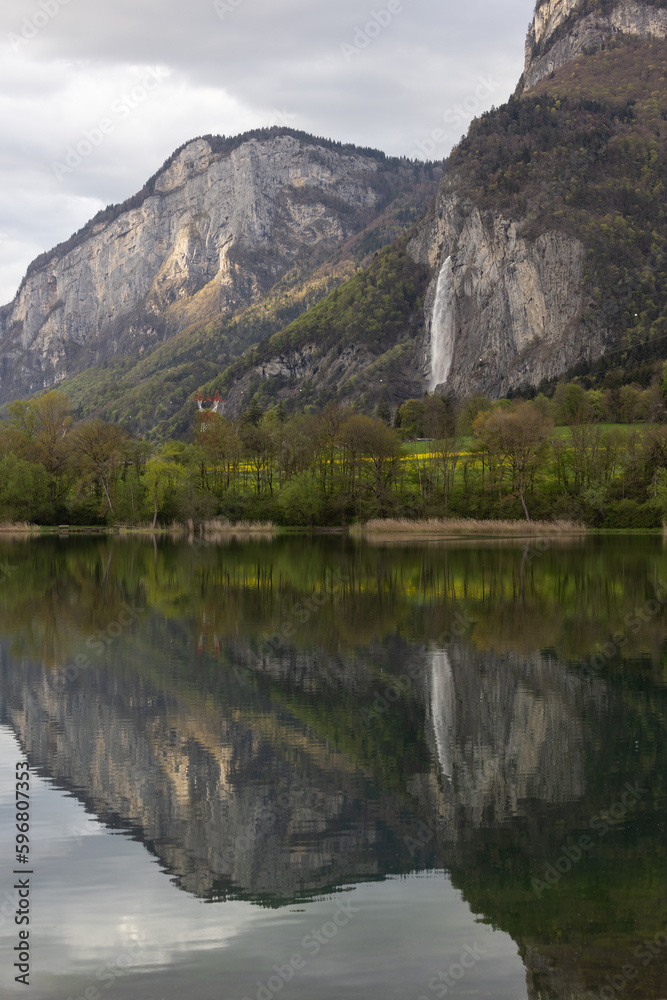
<box><xmin>0</xmin><ymin>0</ymin><xmax>531</xmax><ymax>304</ymax></box>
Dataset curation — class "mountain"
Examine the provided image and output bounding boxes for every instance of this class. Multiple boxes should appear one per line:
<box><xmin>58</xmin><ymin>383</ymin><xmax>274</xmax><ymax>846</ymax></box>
<box><xmin>413</xmin><ymin>0</ymin><xmax>667</xmax><ymax>399</ymax></box>
<box><xmin>523</xmin><ymin>0</ymin><xmax>667</xmax><ymax>90</ymax></box>
<box><xmin>206</xmin><ymin>0</ymin><xmax>667</xmax><ymax>416</ymax></box>
<box><xmin>0</xmin><ymin>129</ymin><xmax>439</xmax><ymax>420</ymax></box>
<box><xmin>2</xmin><ymin>0</ymin><xmax>667</xmax><ymax>431</ymax></box>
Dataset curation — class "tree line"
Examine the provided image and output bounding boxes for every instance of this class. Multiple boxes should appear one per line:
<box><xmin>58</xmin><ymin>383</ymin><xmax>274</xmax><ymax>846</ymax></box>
<box><xmin>3</xmin><ymin>385</ymin><xmax>667</xmax><ymax>527</ymax></box>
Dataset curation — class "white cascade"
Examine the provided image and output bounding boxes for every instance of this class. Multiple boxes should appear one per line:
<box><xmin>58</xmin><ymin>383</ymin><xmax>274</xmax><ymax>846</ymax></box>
<box><xmin>428</xmin><ymin>648</ymin><xmax>456</xmax><ymax>782</ymax></box>
<box><xmin>429</xmin><ymin>255</ymin><xmax>456</xmax><ymax>391</ymax></box>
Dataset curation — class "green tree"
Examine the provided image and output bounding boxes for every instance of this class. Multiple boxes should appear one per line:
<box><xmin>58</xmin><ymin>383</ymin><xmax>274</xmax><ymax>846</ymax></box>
<box><xmin>143</xmin><ymin>457</ymin><xmax>185</xmax><ymax>527</ymax></box>
<box><xmin>456</xmin><ymin>395</ymin><xmax>492</xmax><ymax>436</ymax></box>
<box><xmin>6</xmin><ymin>390</ymin><xmax>73</xmax><ymax>503</ymax></box>
<box><xmin>394</xmin><ymin>399</ymin><xmax>425</xmax><ymax>440</ymax></box>
<box><xmin>0</xmin><ymin>454</ymin><xmax>49</xmax><ymax>522</ymax></box>
<box><xmin>277</xmin><ymin>471</ymin><xmax>323</xmax><ymax>527</ymax></box>
<box><xmin>553</xmin><ymin>382</ymin><xmax>591</xmax><ymax>425</ymax></box>
<box><xmin>375</xmin><ymin>397</ymin><xmax>392</xmax><ymax>426</ymax></box>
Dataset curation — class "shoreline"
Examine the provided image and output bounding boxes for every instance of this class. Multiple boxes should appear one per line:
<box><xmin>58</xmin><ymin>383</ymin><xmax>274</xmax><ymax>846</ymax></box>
<box><xmin>3</xmin><ymin>517</ymin><xmax>661</xmax><ymax>538</ymax></box>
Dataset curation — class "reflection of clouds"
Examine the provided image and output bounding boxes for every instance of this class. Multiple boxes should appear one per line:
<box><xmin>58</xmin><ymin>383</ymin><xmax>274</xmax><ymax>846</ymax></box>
<box><xmin>428</xmin><ymin>648</ymin><xmax>455</xmax><ymax>782</ymax></box>
<box><xmin>10</xmin><ymin>789</ymin><xmax>264</xmax><ymax>984</ymax></box>
<box><xmin>2</xmin><ymin>741</ymin><xmax>528</xmax><ymax>1000</ymax></box>
<box><xmin>0</xmin><ymin>723</ymin><xmax>256</xmax><ymax>991</ymax></box>
<box><xmin>40</xmin><ymin>846</ymin><xmax>252</xmax><ymax>968</ymax></box>
<box><xmin>0</xmin><ymin>727</ymin><xmax>21</xmax><ymax>801</ymax></box>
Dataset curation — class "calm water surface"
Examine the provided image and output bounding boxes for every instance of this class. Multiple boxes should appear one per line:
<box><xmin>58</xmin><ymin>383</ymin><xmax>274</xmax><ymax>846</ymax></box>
<box><xmin>0</xmin><ymin>534</ymin><xmax>666</xmax><ymax>1000</ymax></box>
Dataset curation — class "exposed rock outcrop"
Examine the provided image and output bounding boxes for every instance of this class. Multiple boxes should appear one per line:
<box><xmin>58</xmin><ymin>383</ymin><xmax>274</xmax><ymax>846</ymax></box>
<box><xmin>0</xmin><ymin>131</ymin><xmax>428</xmax><ymax>404</ymax></box>
<box><xmin>524</xmin><ymin>0</ymin><xmax>667</xmax><ymax>90</ymax></box>
<box><xmin>408</xmin><ymin>180</ymin><xmax>596</xmax><ymax>398</ymax></box>
<box><xmin>2</xmin><ymin>3</ymin><xmax>665</xmax><ymax>416</ymax></box>
<box><xmin>408</xmin><ymin>0</ymin><xmax>667</xmax><ymax>400</ymax></box>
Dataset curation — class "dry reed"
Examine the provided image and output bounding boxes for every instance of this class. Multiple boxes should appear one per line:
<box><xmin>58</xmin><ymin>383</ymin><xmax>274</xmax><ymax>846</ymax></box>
<box><xmin>351</xmin><ymin>518</ymin><xmax>587</xmax><ymax>537</ymax></box>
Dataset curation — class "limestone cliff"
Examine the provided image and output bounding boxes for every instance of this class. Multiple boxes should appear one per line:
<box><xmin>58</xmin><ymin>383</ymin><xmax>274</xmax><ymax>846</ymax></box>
<box><xmin>0</xmin><ymin>130</ymin><xmax>433</xmax><ymax>405</ymax></box>
<box><xmin>409</xmin><ymin>182</ymin><xmax>593</xmax><ymax>399</ymax></box>
<box><xmin>524</xmin><ymin>0</ymin><xmax>667</xmax><ymax>91</ymax></box>
<box><xmin>3</xmin><ymin>3</ymin><xmax>666</xmax><ymax>417</ymax></box>
<box><xmin>408</xmin><ymin>0</ymin><xmax>667</xmax><ymax>400</ymax></box>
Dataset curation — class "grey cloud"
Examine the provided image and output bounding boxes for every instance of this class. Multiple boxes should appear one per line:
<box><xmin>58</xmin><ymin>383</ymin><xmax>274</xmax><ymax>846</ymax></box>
<box><xmin>0</xmin><ymin>0</ymin><xmax>531</xmax><ymax>302</ymax></box>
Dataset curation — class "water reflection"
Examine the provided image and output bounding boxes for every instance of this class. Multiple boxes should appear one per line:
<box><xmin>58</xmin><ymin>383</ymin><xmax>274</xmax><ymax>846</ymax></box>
<box><xmin>428</xmin><ymin>650</ymin><xmax>455</xmax><ymax>782</ymax></box>
<box><xmin>0</xmin><ymin>535</ymin><xmax>666</xmax><ymax>999</ymax></box>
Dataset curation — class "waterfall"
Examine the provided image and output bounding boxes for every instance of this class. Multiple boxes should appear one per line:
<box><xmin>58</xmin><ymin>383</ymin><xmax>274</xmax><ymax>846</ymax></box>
<box><xmin>428</xmin><ymin>649</ymin><xmax>456</xmax><ymax>782</ymax></box>
<box><xmin>429</xmin><ymin>255</ymin><xmax>456</xmax><ymax>391</ymax></box>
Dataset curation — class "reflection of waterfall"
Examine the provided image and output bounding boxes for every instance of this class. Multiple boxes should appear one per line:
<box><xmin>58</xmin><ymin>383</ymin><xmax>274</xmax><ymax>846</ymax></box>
<box><xmin>429</xmin><ymin>255</ymin><xmax>456</xmax><ymax>391</ymax></box>
<box><xmin>428</xmin><ymin>648</ymin><xmax>456</xmax><ymax>781</ymax></box>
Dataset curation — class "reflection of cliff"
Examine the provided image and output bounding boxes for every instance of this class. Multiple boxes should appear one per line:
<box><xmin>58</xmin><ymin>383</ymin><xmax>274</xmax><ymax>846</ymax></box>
<box><xmin>2</xmin><ymin>533</ymin><xmax>667</xmax><ymax>1000</ymax></box>
<box><xmin>0</xmin><ymin>640</ymin><xmax>439</xmax><ymax>902</ymax></box>
<box><xmin>2</xmin><ymin>628</ymin><xmax>604</xmax><ymax>903</ymax></box>
<box><xmin>420</xmin><ymin>646</ymin><xmax>589</xmax><ymax>839</ymax></box>
<box><xmin>417</xmin><ymin>645</ymin><xmax>667</xmax><ymax>1000</ymax></box>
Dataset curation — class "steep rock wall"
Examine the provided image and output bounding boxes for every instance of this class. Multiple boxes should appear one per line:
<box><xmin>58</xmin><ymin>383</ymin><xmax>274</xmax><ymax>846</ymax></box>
<box><xmin>0</xmin><ymin>134</ymin><xmax>384</xmax><ymax>402</ymax></box>
<box><xmin>408</xmin><ymin>179</ymin><xmax>596</xmax><ymax>398</ymax></box>
<box><xmin>524</xmin><ymin>0</ymin><xmax>667</xmax><ymax>90</ymax></box>
<box><xmin>407</xmin><ymin>0</ymin><xmax>666</xmax><ymax>400</ymax></box>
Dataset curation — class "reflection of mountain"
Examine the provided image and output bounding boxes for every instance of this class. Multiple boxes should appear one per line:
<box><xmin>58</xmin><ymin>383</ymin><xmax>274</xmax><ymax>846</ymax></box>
<box><xmin>0</xmin><ymin>644</ymin><xmax>438</xmax><ymax>902</ymax></box>
<box><xmin>418</xmin><ymin>644</ymin><xmax>667</xmax><ymax>1000</ymax></box>
<box><xmin>1</xmin><ymin>537</ymin><xmax>666</xmax><ymax>998</ymax></box>
<box><xmin>1</xmin><ymin>627</ymin><xmax>602</xmax><ymax>904</ymax></box>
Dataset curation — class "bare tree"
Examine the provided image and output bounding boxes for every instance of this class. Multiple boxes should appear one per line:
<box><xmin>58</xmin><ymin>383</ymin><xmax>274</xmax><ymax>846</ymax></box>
<box><xmin>474</xmin><ymin>402</ymin><xmax>553</xmax><ymax>520</ymax></box>
<box><xmin>339</xmin><ymin>415</ymin><xmax>402</xmax><ymax>517</ymax></box>
<box><xmin>201</xmin><ymin>415</ymin><xmax>241</xmax><ymax>493</ymax></box>
<box><xmin>70</xmin><ymin>419</ymin><xmax>130</xmax><ymax>515</ymax></box>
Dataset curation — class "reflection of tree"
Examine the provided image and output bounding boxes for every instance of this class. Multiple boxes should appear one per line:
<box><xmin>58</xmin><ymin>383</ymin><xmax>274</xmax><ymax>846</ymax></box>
<box><xmin>0</xmin><ymin>539</ymin><xmax>146</xmax><ymax>667</ymax></box>
<box><xmin>2</xmin><ymin>536</ymin><xmax>667</xmax><ymax>679</ymax></box>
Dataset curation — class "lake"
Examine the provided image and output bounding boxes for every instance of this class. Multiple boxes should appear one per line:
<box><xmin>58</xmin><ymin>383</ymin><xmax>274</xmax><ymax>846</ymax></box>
<box><xmin>1</xmin><ymin>534</ymin><xmax>666</xmax><ymax>999</ymax></box>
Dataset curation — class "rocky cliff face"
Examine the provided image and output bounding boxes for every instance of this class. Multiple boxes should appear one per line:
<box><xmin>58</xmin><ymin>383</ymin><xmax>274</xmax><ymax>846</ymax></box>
<box><xmin>524</xmin><ymin>0</ymin><xmax>667</xmax><ymax>91</ymax></box>
<box><xmin>409</xmin><ymin>183</ymin><xmax>593</xmax><ymax>398</ymax></box>
<box><xmin>0</xmin><ymin>131</ymin><xmax>424</xmax><ymax>405</ymax></box>
<box><xmin>408</xmin><ymin>0</ymin><xmax>666</xmax><ymax>400</ymax></box>
<box><xmin>3</xmin><ymin>4</ymin><xmax>664</xmax><ymax>417</ymax></box>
